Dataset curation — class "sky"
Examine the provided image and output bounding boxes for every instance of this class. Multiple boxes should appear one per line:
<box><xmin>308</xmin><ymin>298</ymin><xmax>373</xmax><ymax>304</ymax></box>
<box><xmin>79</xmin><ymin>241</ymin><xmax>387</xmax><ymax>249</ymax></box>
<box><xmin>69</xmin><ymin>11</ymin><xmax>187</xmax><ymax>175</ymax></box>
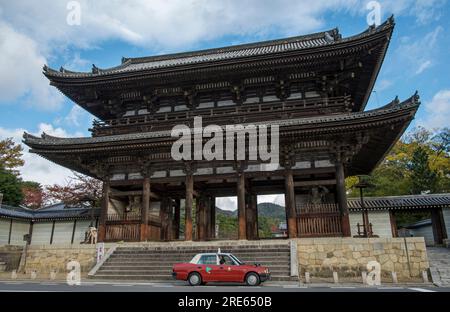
<box><xmin>0</xmin><ymin>0</ymin><xmax>449</xmax><ymax>210</ymax></box>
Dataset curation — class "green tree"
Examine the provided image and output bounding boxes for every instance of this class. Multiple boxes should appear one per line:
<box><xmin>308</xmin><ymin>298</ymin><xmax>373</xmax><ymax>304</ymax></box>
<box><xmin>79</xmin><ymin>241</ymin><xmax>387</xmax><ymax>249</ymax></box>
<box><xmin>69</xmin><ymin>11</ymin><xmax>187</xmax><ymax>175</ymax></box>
<box><xmin>0</xmin><ymin>166</ymin><xmax>23</xmax><ymax>206</ymax></box>
<box><xmin>408</xmin><ymin>146</ymin><xmax>438</xmax><ymax>194</ymax></box>
<box><xmin>0</xmin><ymin>138</ymin><xmax>24</xmax><ymax>172</ymax></box>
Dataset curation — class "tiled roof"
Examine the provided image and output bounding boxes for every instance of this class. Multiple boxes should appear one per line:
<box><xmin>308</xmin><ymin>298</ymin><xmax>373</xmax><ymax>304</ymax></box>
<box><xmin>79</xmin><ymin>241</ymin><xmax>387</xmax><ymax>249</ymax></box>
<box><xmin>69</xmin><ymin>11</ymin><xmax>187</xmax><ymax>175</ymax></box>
<box><xmin>0</xmin><ymin>203</ymin><xmax>100</xmax><ymax>221</ymax></box>
<box><xmin>23</xmin><ymin>92</ymin><xmax>419</xmax><ymax>148</ymax></box>
<box><xmin>348</xmin><ymin>193</ymin><xmax>450</xmax><ymax>211</ymax></box>
<box><xmin>43</xmin><ymin>17</ymin><xmax>394</xmax><ymax>78</ymax></box>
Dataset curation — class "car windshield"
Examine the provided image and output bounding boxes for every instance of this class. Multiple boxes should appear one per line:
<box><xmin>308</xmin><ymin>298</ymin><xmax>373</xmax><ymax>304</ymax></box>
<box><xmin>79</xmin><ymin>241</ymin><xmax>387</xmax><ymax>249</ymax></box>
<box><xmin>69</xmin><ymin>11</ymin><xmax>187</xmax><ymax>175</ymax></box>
<box><xmin>229</xmin><ymin>254</ymin><xmax>244</xmax><ymax>265</ymax></box>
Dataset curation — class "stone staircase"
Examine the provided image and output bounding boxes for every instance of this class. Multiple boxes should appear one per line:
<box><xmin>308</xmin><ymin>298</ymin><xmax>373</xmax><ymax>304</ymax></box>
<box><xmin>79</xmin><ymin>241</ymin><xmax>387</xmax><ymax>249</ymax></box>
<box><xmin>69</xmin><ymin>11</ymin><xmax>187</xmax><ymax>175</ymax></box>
<box><xmin>92</xmin><ymin>241</ymin><xmax>296</xmax><ymax>282</ymax></box>
<box><xmin>427</xmin><ymin>247</ymin><xmax>450</xmax><ymax>286</ymax></box>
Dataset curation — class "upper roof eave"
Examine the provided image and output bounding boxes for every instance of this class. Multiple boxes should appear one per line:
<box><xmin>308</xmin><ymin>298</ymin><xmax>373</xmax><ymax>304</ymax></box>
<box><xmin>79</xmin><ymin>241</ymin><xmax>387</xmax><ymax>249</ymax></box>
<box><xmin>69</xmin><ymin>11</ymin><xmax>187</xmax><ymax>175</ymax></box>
<box><xmin>22</xmin><ymin>90</ymin><xmax>419</xmax><ymax>150</ymax></box>
<box><xmin>42</xmin><ymin>17</ymin><xmax>395</xmax><ymax>81</ymax></box>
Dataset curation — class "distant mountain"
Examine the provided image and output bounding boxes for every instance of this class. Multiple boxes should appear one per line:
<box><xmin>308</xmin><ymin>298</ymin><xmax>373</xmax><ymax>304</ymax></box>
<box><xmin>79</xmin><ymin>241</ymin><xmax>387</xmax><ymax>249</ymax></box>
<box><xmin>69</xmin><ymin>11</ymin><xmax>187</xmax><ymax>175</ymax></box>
<box><xmin>216</xmin><ymin>202</ymin><xmax>285</xmax><ymax>220</ymax></box>
<box><xmin>257</xmin><ymin>202</ymin><xmax>286</xmax><ymax>220</ymax></box>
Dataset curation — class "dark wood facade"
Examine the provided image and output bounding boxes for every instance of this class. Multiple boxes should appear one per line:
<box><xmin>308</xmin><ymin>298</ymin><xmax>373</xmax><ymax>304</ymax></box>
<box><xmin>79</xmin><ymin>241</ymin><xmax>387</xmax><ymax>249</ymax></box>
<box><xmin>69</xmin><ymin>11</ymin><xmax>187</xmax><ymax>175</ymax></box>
<box><xmin>24</xmin><ymin>17</ymin><xmax>420</xmax><ymax>241</ymax></box>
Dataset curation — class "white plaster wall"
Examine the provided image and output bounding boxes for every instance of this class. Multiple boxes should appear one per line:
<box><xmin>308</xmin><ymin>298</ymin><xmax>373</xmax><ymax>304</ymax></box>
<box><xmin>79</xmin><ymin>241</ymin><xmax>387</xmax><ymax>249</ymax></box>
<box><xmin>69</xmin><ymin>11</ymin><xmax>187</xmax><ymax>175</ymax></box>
<box><xmin>52</xmin><ymin>221</ymin><xmax>74</xmax><ymax>245</ymax></box>
<box><xmin>0</xmin><ymin>219</ymin><xmax>10</xmax><ymax>244</ymax></box>
<box><xmin>349</xmin><ymin>211</ymin><xmax>393</xmax><ymax>238</ymax></box>
<box><xmin>73</xmin><ymin>220</ymin><xmax>91</xmax><ymax>244</ymax></box>
<box><xmin>31</xmin><ymin>222</ymin><xmax>52</xmax><ymax>245</ymax></box>
<box><xmin>9</xmin><ymin>220</ymin><xmax>29</xmax><ymax>246</ymax></box>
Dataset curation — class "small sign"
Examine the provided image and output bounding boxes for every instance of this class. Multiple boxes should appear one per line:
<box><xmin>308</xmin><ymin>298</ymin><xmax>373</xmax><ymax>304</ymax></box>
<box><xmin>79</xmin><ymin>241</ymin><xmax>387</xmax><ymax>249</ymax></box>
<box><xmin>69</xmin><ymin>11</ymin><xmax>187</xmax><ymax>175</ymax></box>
<box><xmin>96</xmin><ymin>242</ymin><xmax>105</xmax><ymax>263</ymax></box>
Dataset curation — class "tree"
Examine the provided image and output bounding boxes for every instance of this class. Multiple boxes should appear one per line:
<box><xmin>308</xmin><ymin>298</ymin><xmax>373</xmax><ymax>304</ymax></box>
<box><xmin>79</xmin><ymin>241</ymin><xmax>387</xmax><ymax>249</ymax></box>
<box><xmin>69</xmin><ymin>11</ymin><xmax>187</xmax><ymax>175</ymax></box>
<box><xmin>0</xmin><ymin>166</ymin><xmax>23</xmax><ymax>206</ymax></box>
<box><xmin>44</xmin><ymin>172</ymin><xmax>102</xmax><ymax>206</ymax></box>
<box><xmin>21</xmin><ymin>181</ymin><xmax>44</xmax><ymax>209</ymax></box>
<box><xmin>408</xmin><ymin>146</ymin><xmax>438</xmax><ymax>194</ymax></box>
<box><xmin>0</xmin><ymin>138</ymin><xmax>24</xmax><ymax>171</ymax></box>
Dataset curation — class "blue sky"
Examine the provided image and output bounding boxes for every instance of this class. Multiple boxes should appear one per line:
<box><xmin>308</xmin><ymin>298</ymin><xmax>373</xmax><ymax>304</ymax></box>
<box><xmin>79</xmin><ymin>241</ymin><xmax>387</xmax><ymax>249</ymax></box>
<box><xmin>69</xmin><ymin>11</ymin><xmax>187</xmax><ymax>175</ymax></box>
<box><xmin>0</xmin><ymin>0</ymin><xmax>449</xmax><ymax>208</ymax></box>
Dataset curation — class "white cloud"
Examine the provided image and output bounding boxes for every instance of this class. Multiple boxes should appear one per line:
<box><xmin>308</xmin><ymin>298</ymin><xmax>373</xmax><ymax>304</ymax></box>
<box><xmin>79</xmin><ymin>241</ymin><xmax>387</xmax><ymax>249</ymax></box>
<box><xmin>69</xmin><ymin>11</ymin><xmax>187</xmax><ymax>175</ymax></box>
<box><xmin>395</xmin><ymin>26</ymin><xmax>442</xmax><ymax>76</ymax></box>
<box><xmin>417</xmin><ymin>89</ymin><xmax>450</xmax><ymax>130</ymax></box>
<box><xmin>0</xmin><ymin>124</ymin><xmax>82</xmax><ymax>185</ymax></box>
<box><xmin>0</xmin><ymin>22</ymin><xmax>63</xmax><ymax>109</ymax></box>
<box><xmin>416</xmin><ymin>60</ymin><xmax>433</xmax><ymax>75</ymax></box>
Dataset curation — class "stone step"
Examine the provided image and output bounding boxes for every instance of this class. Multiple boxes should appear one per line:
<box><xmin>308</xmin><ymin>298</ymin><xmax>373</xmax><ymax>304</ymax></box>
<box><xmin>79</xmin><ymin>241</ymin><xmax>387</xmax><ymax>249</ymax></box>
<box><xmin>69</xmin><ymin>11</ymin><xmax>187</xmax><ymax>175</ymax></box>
<box><xmin>112</xmin><ymin>251</ymin><xmax>290</xmax><ymax>256</ymax></box>
<box><xmin>109</xmin><ymin>254</ymin><xmax>290</xmax><ymax>260</ymax></box>
<box><xmin>101</xmin><ymin>264</ymin><xmax>289</xmax><ymax>269</ymax></box>
<box><xmin>116</xmin><ymin>245</ymin><xmax>290</xmax><ymax>251</ymax></box>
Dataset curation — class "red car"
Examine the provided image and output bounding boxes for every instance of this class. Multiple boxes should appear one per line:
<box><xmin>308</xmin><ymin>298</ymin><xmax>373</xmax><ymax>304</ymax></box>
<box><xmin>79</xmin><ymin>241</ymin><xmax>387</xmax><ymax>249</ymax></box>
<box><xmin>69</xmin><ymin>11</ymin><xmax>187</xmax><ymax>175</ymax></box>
<box><xmin>172</xmin><ymin>252</ymin><xmax>270</xmax><ymax>286</ymax></box>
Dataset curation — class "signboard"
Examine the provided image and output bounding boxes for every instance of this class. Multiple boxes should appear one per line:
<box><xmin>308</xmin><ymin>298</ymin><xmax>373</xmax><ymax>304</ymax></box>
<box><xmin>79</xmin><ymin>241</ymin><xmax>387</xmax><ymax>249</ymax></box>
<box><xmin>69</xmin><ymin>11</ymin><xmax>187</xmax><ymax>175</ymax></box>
<box><xmin>96</xmin><ymin>242</ymin><xmax>105</xmax><ymax>263</ymax></box>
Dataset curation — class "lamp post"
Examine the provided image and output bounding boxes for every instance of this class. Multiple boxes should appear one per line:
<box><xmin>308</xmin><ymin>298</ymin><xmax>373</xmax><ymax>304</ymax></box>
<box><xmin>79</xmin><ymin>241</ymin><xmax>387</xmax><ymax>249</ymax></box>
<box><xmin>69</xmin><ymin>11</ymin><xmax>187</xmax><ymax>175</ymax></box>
<box><xmin>355</xmin><ymin>175</ymin><xmax>374</xmax><ymax>237</ymax></box>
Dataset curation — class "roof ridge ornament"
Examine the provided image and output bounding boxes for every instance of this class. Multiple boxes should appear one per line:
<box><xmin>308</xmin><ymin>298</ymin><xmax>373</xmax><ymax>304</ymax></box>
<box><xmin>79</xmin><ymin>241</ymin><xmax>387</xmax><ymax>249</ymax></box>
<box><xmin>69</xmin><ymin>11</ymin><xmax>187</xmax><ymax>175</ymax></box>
<box><xmin>92</xmin><ymin>64</ymin><xmax>99</xmax><ymax>74</ymax></box>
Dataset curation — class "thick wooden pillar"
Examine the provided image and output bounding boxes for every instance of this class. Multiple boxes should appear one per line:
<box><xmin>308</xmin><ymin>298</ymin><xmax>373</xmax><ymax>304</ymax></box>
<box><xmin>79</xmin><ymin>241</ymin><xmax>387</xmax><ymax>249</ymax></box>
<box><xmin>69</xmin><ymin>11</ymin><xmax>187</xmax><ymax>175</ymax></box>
<box><xmin>336</xmin><ymin>161</ymin><xmax>351</xmax><ymax>236</ymax></box>
<box><xmin>140</xmin><ymin>176</ymin><xmax>150</xmax><ymax>241</ymax></box>
<box><xmin>246</xmin><ymin>193</ymin><xmax>253</xmax><ymax>239</ymax></box>
<box><xmin>431</xmin><ymin>208</ymin><xmax>447</xmax><ymax>245</ymax></box>
<box><xmin>210</xmin><ymin>197</ymin><xmax>216</xmax><ymax>239</ymax></box>
<box><xmin>160</xmin><ymin>197</ymin><xmax>171</xmax><ymax>241</ymax></box>
<box><xmin>185</xmin><ymin>173</ymin><xmax>193</xmax><ymax>241</ymax></box>
<box><xmin>285</xmin><ymin>169</ymin><xmax>298</xmax><ymax>238</ymax></box>
<box><xmin>205</xmin><ymin>197</ymin><xmax>211</xmax><ymax>240</ymax></box>
<box><xmin>237</xmin><ymin>172</ymin><xmax>247</xmax><ymax>240</ymax></box>
<box><xmin>174</xmin><ymin>199</ymin><xmax>181</xmax><ymax>239</ymax></box>
<box><xmin>196</xmin><ymin>196</ymin><xmax>207</xmax><ymax>241</ymax></box>
<box><xmin>98</xmin><ymin>180</ymin><xmax>110</xmax><ymax>242</ymax></box>
<box><xmin>251</xmin><ymin>194</ymin><xmax>259</xmax><ymax>239</ymax></box>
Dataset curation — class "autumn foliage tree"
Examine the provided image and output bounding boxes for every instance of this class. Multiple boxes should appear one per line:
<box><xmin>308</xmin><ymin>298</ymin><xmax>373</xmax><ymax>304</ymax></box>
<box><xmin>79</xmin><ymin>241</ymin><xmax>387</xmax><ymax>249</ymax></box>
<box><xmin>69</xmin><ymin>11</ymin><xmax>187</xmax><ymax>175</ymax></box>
<box><xmin>21</xmin><ymin>181</ymin><xmax>44</xmax><ymax>209</ymax></box>
<box><xmin>44</xmin><ymin>172</ymin><xmax>103</xmax><ymax>206</ymax></box>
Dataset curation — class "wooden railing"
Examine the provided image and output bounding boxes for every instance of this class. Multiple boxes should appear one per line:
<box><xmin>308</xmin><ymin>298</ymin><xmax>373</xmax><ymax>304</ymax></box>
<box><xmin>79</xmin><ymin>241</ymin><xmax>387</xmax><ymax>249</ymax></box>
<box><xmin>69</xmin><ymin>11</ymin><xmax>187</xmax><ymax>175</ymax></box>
<box><xmin>91</xmin><ymin>95</ymin><xmax>351</xmax><ymax>136</ymax></box>
<box><xmin>105</xmin><ymin>224</ymin><xmax>140</xmax><ymax>241</ymax></box>
<box><xmin>296</xmin><ymin>203</ymin><xmax>342</xmax><ymax>237</ymax></box>
<box><xmin>106</xmin><ymin>212</ymin><xmax>141</xmax><ymax>222</ymax></box>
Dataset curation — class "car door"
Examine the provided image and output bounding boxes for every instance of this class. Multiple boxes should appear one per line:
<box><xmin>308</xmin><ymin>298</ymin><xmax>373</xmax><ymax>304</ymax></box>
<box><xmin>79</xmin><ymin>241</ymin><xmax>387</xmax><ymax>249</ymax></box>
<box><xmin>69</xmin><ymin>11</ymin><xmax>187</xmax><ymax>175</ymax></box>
<box><xmin>217</xmin><ymin>254</ymin><xmax>242</xmax><ymax>282</ymax></box>
<box><xmin>196</xmin><ymin>254</ymin><xmax>219</xmax><ymax>282</ymax></box>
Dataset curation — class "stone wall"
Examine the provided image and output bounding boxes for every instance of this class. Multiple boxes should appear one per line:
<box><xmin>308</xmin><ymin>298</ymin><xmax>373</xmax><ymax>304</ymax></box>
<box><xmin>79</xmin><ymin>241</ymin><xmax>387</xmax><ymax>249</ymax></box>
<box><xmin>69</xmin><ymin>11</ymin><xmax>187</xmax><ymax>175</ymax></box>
<box><xmin>0</xmin><ymin>245</ymin><xmax>22</xmax><ymax>271</ymax></box>
<box><xmin>23</xmin><ymin>245</ymin><xmax>97</xmax><ymax>275</ymax></box>
<box><xmin>297</xmin><ymin>237</ymin><xmax>429</xmax><ymax>281</ymax></box>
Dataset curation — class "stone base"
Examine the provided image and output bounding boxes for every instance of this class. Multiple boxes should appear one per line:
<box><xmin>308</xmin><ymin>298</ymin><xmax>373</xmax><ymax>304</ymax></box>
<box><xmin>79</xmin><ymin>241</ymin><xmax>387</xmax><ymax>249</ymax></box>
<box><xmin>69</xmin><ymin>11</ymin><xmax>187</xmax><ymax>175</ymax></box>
<box><xmin>296</xmin><ymin>237</ymin><xmax>429</xmax><ymax>281</ymax></box>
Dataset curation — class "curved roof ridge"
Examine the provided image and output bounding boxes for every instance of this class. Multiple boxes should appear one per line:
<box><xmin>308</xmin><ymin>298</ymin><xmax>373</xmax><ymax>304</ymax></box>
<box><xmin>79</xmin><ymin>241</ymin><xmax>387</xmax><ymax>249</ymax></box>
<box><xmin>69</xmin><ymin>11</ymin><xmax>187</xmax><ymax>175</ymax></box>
<box><xmin>42</xmin><ymin>17</ymin><xmax>395</xmax><ymax>77</ymax></box>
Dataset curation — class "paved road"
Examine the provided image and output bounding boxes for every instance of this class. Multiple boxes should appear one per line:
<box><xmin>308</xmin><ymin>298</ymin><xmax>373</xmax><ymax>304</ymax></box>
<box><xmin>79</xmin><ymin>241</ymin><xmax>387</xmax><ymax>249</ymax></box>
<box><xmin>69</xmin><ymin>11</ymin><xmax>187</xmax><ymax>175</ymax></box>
<box><xmin>0</xmin><ymin>281</ymin><xmax>448</xmax><ymax>292</ymax></box>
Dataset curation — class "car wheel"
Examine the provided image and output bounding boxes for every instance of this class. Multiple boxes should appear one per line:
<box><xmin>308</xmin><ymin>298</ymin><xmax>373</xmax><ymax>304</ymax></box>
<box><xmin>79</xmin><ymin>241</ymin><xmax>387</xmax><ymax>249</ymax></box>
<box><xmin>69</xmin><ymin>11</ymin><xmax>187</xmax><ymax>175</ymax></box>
<box><xmin>188</xmin><ymin>272</ymin><xmax>202</xmax><ymax>286</ymax></box>
<box><xmin>245</xmin><ymin>273</ymin><xmax>260</xmax><ymax>286</ymax></box>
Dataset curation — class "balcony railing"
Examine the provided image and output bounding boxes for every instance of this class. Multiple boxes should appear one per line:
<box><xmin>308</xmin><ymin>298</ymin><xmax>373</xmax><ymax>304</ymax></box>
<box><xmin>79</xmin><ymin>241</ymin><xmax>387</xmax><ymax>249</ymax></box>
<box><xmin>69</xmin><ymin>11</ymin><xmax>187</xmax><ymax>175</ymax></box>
<box><xmin>91</xmin><ymin>95</ymin><xmax>352</xmax><ymax>136</ymax></box>
<box><xmin>296</xmin><ymin>203</ymin><xmax>342</xmax><ymax>237</ymax></box>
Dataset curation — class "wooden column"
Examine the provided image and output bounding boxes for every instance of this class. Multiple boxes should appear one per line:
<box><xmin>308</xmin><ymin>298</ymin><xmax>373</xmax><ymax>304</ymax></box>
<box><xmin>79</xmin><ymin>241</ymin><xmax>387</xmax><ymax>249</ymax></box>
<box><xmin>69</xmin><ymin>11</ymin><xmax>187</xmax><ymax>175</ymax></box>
<box><xmin>431</xmin><ymin>208</ymin><xmax>447</xmax><ymax>245</ymax></box>
<box><xmin>335</xmin><ymin>161</ymin><xmax>351</xmax><ymax>236</ymax></box>
<box><xmin>71</xmin><ymin>220</ymin><xmax>77</xmax><ymax>244</ymax></box>
<box><xmin>185</xmin><ymin>173</ymin><xmax>194</xmax><ymax>241</ymax></box>
<box><xmin>205</xmin><ymin>197</ymin><xmax>211</xmax><ymax>240</ymax></box>
<box><xmin>8</xmin><ymin>219</ymin><xmax>12</xmax><ymax>245</ymax></box>
<box><xmin>197</xmin><ymin>196</ymin><xmax>208</xmax><ymax>241</ymax></box>
<box><xmin>140</xmin><ymin>176</ymin><xmax>150</xmax><ymax>241</ymax></box>
<box><xmin>98</xmin><ymin>180</ymin><xmax>110</xmax><ymax>242</ymax></box>
<box><xmin>389</xmin><ymin>211</ymin><xmax>398</xmax><ymax>237</ymax></box>
<box><xmin>251</xmin><ymin>194</ymin><xmax>259</xmax><ymax>239</ymax></box>
<box><xmin>174</xmin><ymin>199</ymin><xmax>181</xmax><ymax>239</ymax></box>
<box><xmin>210</xmin><ymin>197</ymin><xmax>216</xmax><ymax>239</ymax></box>
<box><xmin>50</xmin><ymin>220</ymin><xmax>55</xmax><ymax>245</ymax></box>
<box><xmin>160</xmin><ymin>197</ymin><xmax>170</xmax><ymax>241</ymax></box>
<box><xmin>285</xmin><ymin>169</ymin><xmax>298</xmax><ymax>238</ymax></box>
<box><xmin>237</xmin><ymin>172</ymin><xmax>247</xmax><ymax>240</ymax></box>
<box><xmin>246</xmin><ymin>193</ymin><xmax>254</xmax><ymax>239</ymax></box>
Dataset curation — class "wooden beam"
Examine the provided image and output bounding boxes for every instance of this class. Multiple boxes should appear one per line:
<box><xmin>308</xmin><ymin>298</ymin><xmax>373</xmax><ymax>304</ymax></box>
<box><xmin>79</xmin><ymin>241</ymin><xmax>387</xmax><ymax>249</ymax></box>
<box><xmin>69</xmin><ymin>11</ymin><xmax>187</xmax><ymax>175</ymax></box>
<box><xmin>98</xmin><ymin>180</ymin><xmax>110</xmax><ymax>242</ymax></box>
<box><xmin>237</xmin><ymin>172</ymin><xmax>247</xmax><ymax>240</ymax></box>
<box><xmin>389</xmin><ymin>211</ymin><xmax>398</xmax><ymax>238</ymax></box>
<box><xmin>336</xmin><ymin>161</ymin><xmax>351</xmax><ymax>237</ymax></box>
<box><xmin>8</xmin><ymin>219</ymin><xmax>12</xmax><ymax>245</ymax></box>
<box><xmin>50</xmin><ymin>220</ymin><xmax>55</xmax><ymax>244</ymax></box>
<box><xmin>294</xmin><ymin>179</ymin><xmax>336</xmax><ymax>187</ymax></box>
<box><xmin>285</xmin><ymin>169</ymin><xmax>298</xmax><ymax>238</ymax></box>
<box><xmin>140</xmin><ymin>177</ymin><xmax>150</xmax><ymax>241</ymax></box>
<box><xmin>174</xmin><ymin>199</ymin><xmax>181</xmax><ymax>239</ymax></box>
<box><xmin>185</xmin><ymin>174</ymin><xmax>193</xmax><ymax>241</ymax></box>
<box><xmin>71</xmin><ymin>220</ymin><xmax>77</xmax><ymax>244</ymax></box>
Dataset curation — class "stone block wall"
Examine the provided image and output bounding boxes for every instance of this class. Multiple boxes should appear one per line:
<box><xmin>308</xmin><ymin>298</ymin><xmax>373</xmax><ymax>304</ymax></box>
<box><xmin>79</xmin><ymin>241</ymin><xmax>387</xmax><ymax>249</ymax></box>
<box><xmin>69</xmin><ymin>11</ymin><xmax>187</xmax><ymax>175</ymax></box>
<box><xmin>0</xmin><ymin>245</ymin><xmax>23</xmax><ymax>271</ymax></box>
<box><xmin>24</xmin><ymin>245</ymin><xmax>97</xmax><ymax>275</ymax></box>
<box><xmin>296</xmin><ymin>237</ymin><xmax>429</xmax><ymax>281</ymax></box>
